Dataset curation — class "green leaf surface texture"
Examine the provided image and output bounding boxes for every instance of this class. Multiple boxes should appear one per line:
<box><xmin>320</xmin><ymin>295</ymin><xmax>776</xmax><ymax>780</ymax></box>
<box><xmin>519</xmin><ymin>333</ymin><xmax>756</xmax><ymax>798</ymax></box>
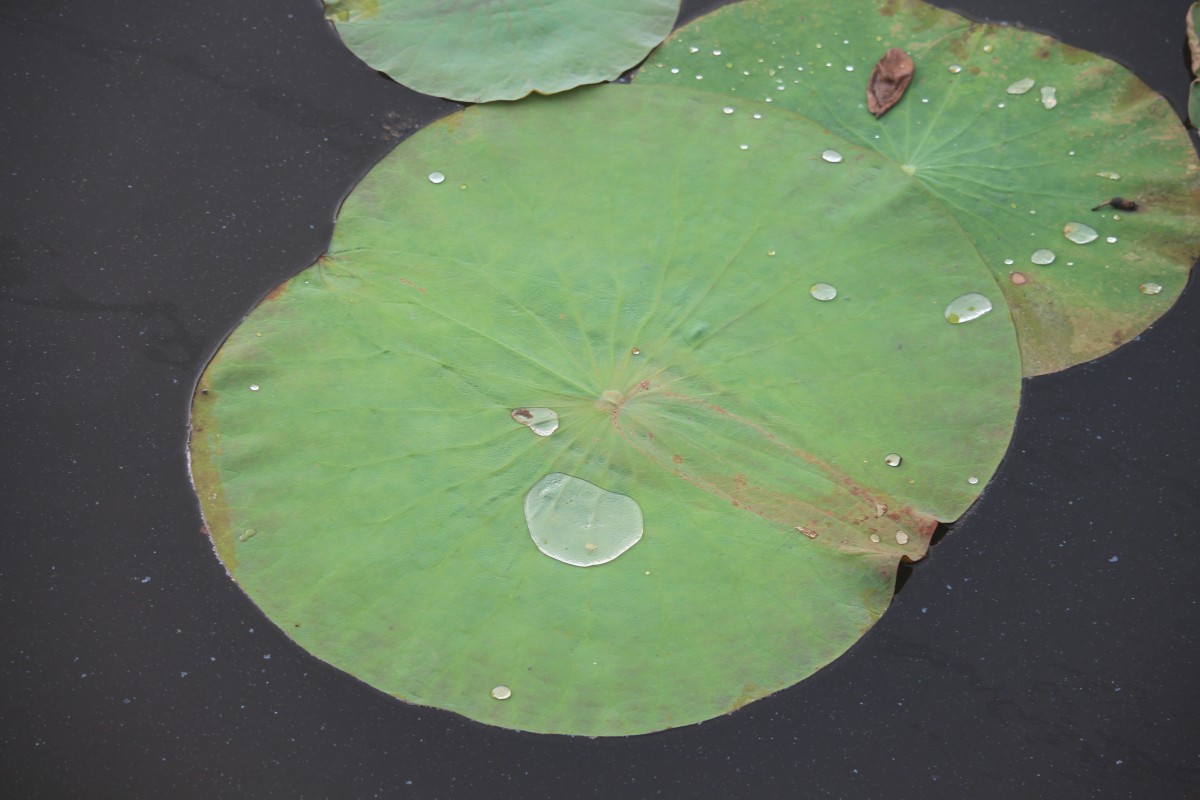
<box><xmin>637</xmin><ymin>0</ymin><xmax>1200</xmax><ymax>376</ymax></box>
<box><xmin>324</xmin><ymin>0</ymin><xmax>682</xmax><ymax>102</ymax></box>
<box><xmin>191</xmin><ymin>84</ymin><xmax>1021</xmax><ymax>735</ymax></box>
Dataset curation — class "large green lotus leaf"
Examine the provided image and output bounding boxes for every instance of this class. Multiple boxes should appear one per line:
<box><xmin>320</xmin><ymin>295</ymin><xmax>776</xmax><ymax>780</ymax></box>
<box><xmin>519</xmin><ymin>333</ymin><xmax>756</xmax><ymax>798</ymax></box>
<box><xmin>637</xmin><ymin>0</ymin><xmax>1200</xmax><ymax>376</ymax></box>
<box><xmin>191</xmin><ymin>84</ymin><xmax>1021</xmax><ymax>735</ymax></box>
<box><xmin>323</xmin><ymin>0</ymin><xmax>681</xmax><ymax>102</ymax></box>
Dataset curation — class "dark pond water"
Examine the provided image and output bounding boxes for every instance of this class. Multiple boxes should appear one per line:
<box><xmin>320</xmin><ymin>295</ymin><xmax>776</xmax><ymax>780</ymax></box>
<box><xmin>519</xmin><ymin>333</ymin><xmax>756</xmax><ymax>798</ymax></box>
<box><xmin>2</xmin><ymin>0</ymin><xmax>1198</xmax><ymax>797</ymax></box>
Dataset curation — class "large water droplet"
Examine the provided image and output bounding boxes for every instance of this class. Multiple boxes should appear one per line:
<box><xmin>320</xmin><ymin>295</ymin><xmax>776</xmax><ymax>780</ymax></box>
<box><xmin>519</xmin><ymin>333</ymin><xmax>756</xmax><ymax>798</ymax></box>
<box><xmin>821</xmin><ymin>149</ymin><xmax>843</xmax><ymax>163</ymax></box>
<box><xmin>491</xmin><ymin>685</ymin><xmax>512</xmax><ymax>700</ymax></box>
<box><xmin>1062</xmin><ymin>222</ymin><xmax>1098</xmax><ymax>244</ymax></box>
<box><xmin>428</xmin><ymin>172</ymin><xmax>445</xmax><ymax>184</ymax></box>
<box><xmin>511</xmin><ymin>407</ymin><xmax>559</xmax><ymax>437</ymax></box>
<box><xmin>1040</xmin><ymin>86</ymin><xmax>1057</xmax><ymax>109</ymax></box>
<box><xmin>1031</xmin><ymin>249</ymin><xmax>1056</xmax><ymax>265</ymax></box>
<box><xmin>895</xmin><ymin>531</ymin><xmax>910</xmax><ymax>545</ymax></box>
<box><xmin>1139</xmin><ymin>282</ymin><xmax>1163</xmax><ymax>295</ymax></box>
<box><xmin>1006</xmin><ymin>77</ymin><xmax>1035</xmax><ymax>95</ymax></box>
<box><xmin>525</xmin><ymin>473</ymin><xmax>643</xmax><ymax>567</ymax></box>
<box><xmin>945</xmin><ymin>293</ymin><xmax>993</xmax><ymax>324</ymax></box>
<box><xmin>809</xmin><ymin>282</ymin><xmax>837</xmax><ymax>301</ymax></box>
<box><xmin>884</xmin><ymin>453</ymin><xmax>902</xmax><ymax>467</ymax></box>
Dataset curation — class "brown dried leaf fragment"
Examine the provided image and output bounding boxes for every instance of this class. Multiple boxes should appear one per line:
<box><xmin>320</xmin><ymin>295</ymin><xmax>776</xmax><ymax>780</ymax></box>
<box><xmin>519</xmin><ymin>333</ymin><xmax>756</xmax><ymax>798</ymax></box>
<box><xmin>867</xmin><ymin>47</ymin><xmax>914</xmax><ymax>118</ymax></box>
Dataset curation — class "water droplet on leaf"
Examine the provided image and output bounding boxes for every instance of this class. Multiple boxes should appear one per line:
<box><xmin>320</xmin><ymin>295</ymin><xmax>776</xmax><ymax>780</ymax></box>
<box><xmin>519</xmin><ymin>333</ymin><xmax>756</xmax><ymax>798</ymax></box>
<box><xmin>428</xmin><ymin>172</ymin><xmax>445</xmax><ymax>184</ymax></box>
<box><xmin>249</xmin><ymin>384</ymin><xmax>260</xmax><ymax>391</ymax></box>
<box><xmin>1062</xmin><ymin>222</ymin><xmax>1098</xmax><ymax>244</ymax></box>
<box><xmin>524</xmin><ymin>473</ymin><xmax>643</xmax><ymax>567</ymax></box>
<box><xmin>1106</xmin><ymin>236</ymin><xmax>1118</xmax><ymax>244</ymax></box>
<box><xmin>1040</xmin><ymin>86</ymin><xmax>1058</xmax><ymax>109</ymax></box>
<box><xmin>944</xmin><ymin>293</ymin><xmax>993</xmax><ymax>324</ymax></box>
<box><xmin>1031</xmin><ymin>249</ymin><xmax>1056</xmax><ymax>265</ymax></box>
<box><xmin>821</xmin><ymin>149</ymin><xmax>843</xmax><ymax>163</ymax></box>
<box><xmin>1006</xmin><ymin>77</ymin><xmax>1035</xmax><ymax>95</ymax></box>
<box><xmin>967</xmin><ymin>476</ymin><xmax>979</xmax><ymax>485</ymax></box>
<box><xmin>1139</xmin><ymin>282</ymin><xmax>1163</xmax><ymax>295</ymax></box>
<box><xmin>491</xmin><ymin>685</ymin><xmax>512</xmax><ymax>700</ymax></box>
<box><xmin>884</xmin><ymin>453</ymin><xmax>902</xmax><ymax>467</ymax></box>
<box><xmin>511</xmin><ymin>407</ymin><xmax>559</xmax><ymax>437</ymax></box>
<box><xmin>809</xmin><ymin>282</ymin><xmax>837</xmax><ymax>301</ymax></box>
<box><xmin>948</xmin><ymin>64</ymin><xmax>962</xmax><ymax>74</ymax></box>
<box><xmin>895</xmin><ymin>531</ymin><xmax>910</xmax><ymax>545</ymax></box>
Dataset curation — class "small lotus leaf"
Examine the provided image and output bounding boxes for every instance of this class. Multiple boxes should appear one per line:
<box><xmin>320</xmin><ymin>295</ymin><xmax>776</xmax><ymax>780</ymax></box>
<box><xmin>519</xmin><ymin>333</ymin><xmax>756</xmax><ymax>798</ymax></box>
<box><xmin>637</xmin><ymin>0</ymin><xmax>1200</xmax><ymax>375</ymax></box>
<box><xmin>191</xmin><ymin>85</ymin><xmax>1020</xmax><ymax>735</ymax></box>
<box><xmin>323</xmin><ymin>0</ymin><xmax>682</xmax><ymax>102</ymax></box>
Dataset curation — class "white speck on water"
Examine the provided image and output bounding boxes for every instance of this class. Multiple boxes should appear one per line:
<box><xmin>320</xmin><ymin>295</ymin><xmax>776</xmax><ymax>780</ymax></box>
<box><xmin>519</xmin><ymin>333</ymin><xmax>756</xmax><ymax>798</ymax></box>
<box><xmin>1108</xmin><ymin>555</ymin><xmax>1119</xmax><ymax>563</ymax></box>
<box><xmin>140</xmin><ymin>576</ymin><xmax>151</xmax><ymax>584</ymax></box>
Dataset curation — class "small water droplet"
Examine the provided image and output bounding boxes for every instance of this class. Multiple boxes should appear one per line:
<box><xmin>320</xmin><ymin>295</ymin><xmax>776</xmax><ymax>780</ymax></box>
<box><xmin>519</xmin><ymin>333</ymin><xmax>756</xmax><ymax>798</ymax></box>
<box><xmin>1031</xmin><ymin>249</ymin><xmax>1056</xmax><ymax>265</ymax></box>
<box><xmin>895</xmin><ymin>531</ymin><xmax>910</xmax><ymax>545</ymax></box>
<box><xmin>921</xmin><ymin>97</ymin><xmax>929</xmax><ymax>103</ymax></box>
<box><xmin>695</xmin><ymin>74</ymin><xmax>704</xmax><ymax>80</ymax></box>
<box><xmin>875</xmin><ymin>503</ymin><xmax>888</xmax><ymax>518</ymax></box>
<box><xmin>428</xmin><ymin>172</ymin><xmax>445</xmax><ymax>184</ymax></box>
<box><xmin>809</xmin><ymin>282</ymin><xmax>837</xmax><ymax>301</ymax></box>
<box><xmin>1097</xmin><ymin>171</ymin><xmax>1121</xmax><ymax>180</ymax></box>
<box><xmin>1112</xmin><ymin>214</ymin><xmax>1122</xmax><ymax>221</ymax></box>
<box><xmin>884</xmin><ymin>453</ymin><xmax>902</xmax><ymax>467</ymax></box>
<box><xmin>1040</xmin><ymin>86</ymin><xmax>1057</xmax><ymax>109</ymax></box>
<box><xmin>631</xmin><ymin>348</ymin><xmax>641</xmax><ymax>356</ymax></box>
<box><xmin>845</xmin><ymin>65</ymin><xmax>855</xmax><ymax>72</ymax></box>
<box><xmin>1003</xmin><ymin>258</ymin><xmax>1014</xmax><ymax>265</ymax></box>
<box><xmin>689</xmin><ymin>46</ymin><xmax>699</xmax><ymax>53</ymax></box>
<box><xmin>983</xmin><ymin>43</ymin><xmax>994</xmax><ymax>53</ymax></box>
<box><xmin>821</xmin><ymin>149</ymin><xmax>843</xmax><ymax>163</ymax></box>
<box><xmin>869</xmin><ymin>533</ymin><xmax>881</xmax><ymax>543</ymax></box>
<box><xmin>1010</xmin><ymin>272</ymin><xmax>1028</xmax><ymax>285</ymax></box>
<box><xmin>767</xmin><ymin>250</ymin><xmax>776</xmax><ymax>256</ymax></box>
<box><xmin>1139</xmin><ymin>282</ymin><xmax>1163</xmax><ymax>295</ymax></box>
<box><xmin>1006</xmin><ymin>77</ymin><xmax>1035</xmax><ymax>95</ymax></box>
<box><xmin>967</xmin><ymin>476</ymin><xmax>979</xmax><ymax>485</ymax></box>
<box><xmin>1062</xmin><ymin>222</ymin><xmax>1098</xmax><ymax>244</ymax></box>
<box><xmin>1106</xmin><ymin>236</ymin><xmax>1118</xmax><ymax>244</ymax></box>
<box><xmin>722</xmin><ymin>106</ymin><xmax>734</xmax><ymax>114</ymax></box>
<box><xmin>249</xmin><ymin>384</ymin><xmax>260</xmax><ymax>391</ymax></box>
<box><xmin>712</xmin><ymin>49</ymin><xmax>722</xmax><ymax>55</ymax></box>
<box><xmin>525</xmin><ymin>473</ymin><xmax>643</xmax><ymax>567</ymax></box>
<box><xmin>670</xmin><ymin>67</ymin><xmax>680</xmax><ymax>74</ymax></box>
<box><xmin>948</xmin><ymin>64</ymin><xmax>962</xmax><ymax>74</ymax></box>
<box><xmin>239</xmin><ymin>528</ymin><xmax>257</xmax><ymax>541</ymax></box>
<box><xmin>511</xmin><ymin>407</ymin><xmax>560</xmax><ymax>437</ymax></box>
<box><xmin>996</xmin><ymin>102</ymin><xmax>1006</xmax><ymax>109</ymax></box>
<box><xmin>739</xmin><ymin>144</ymin><xmax>749</xmax><ymax>150</ymax></box>
<box><xmin>491</xmin><ymin>685</ymin><xmax>512</xmax><ymax>700</ymax></box>
<box><xmin>944</xmin><ymin>292</ymin><xmax>993</xmax><ymax>324</ymax></box>
<box><xmin>752</xmin><ymin>113</ymin><xmax>763</xmax><ymax>119</ymax></box>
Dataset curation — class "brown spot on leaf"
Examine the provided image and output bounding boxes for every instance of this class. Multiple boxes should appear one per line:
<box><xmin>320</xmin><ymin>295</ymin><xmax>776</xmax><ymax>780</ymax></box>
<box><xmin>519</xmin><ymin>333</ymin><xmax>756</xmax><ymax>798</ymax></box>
<box><xmin>1010</xmin><ymin>272</ymin><xmax>1029</xmax><ymax>286</ymax></box>
<box><xmin>867</xmin><ymin>48</ymin><xmax>914</xmax><ymax>118</ymax></box>
<box><xmin>672</xmin><ymin>454</ymin><xmax>683</xmax><ymax>464</ymax></box>
<box><xmin>511</xmin><ymin>408</ymin><xmax>532</xmax><ymax>421</ymax></box>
